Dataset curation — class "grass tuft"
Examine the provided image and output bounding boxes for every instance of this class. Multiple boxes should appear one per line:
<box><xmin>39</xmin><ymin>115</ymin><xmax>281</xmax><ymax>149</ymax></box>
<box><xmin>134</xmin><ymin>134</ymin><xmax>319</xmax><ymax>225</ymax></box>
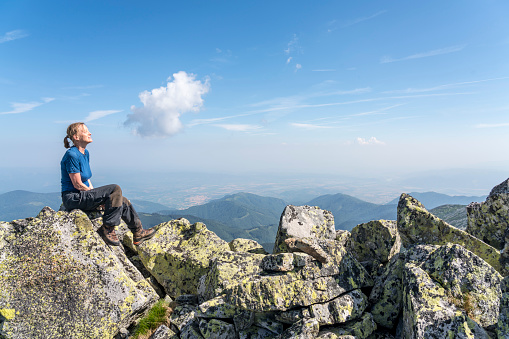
<box><xmin>132</xmin><ymin>299</ymin><xmax>172</xmax><ymax>339</ymax></box>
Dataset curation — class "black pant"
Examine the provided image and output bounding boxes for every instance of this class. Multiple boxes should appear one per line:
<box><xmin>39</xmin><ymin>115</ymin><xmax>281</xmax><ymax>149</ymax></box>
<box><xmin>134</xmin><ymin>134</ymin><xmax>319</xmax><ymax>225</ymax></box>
<box><xmin>62</xmin><ymin>184</ymin><xmax>141</xmax><ymax>231</ymax></box>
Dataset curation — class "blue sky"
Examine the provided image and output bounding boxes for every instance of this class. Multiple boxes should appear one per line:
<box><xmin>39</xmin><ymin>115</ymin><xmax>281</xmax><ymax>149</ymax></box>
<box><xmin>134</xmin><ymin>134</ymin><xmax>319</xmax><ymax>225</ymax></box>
<box><xmin>1</xmin><ymin>1</ymin><xmax>509</xmax><ymax>194</ymax></box>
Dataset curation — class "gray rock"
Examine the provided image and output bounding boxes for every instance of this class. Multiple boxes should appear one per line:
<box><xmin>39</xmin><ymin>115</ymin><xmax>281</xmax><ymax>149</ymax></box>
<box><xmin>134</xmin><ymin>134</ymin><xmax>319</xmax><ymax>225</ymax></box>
<box><xmin>401</xmin><ymin>263</ymin><xmax>489</xmax><ymax>339</ymax></box>
<box><xmin>239</xmin><ymin>325</ymin><xmax>277</xmax><ymax>339</ymax></box>
<box><xmin>261</xmin><ymin>253</ymin><xmax>295</xmax><ymax>272</ymax></box>
<box><xmin>0</xmin><ymin>207</ymin><xmax>158</xmax><ymax>339</ymax></box>
<box><xmin>277</xmin><ymin>317</ymin><xmax>320</xmax><ymax>339</ymax></box>
<box><xmin>230</xmin><ymin>238</ymin><xmax>268</xmax><ymax>254</ymax></box>
<box><xmin>176</xmin><ymin>294</ymin><xmax>198</xmax><ymax>306</ymax></box>
<box><xmin>274</xmin><ymin>205</ymin><xmax>336</xmax><ymax>253</ymax></box>
<box><xmin>275</xmin><ymin>308</ymin><xmax>311</xmax><ymax>324</ymax></box>
<box><xmin>149</xmin><ymin>324</ymin><xmax>178</xmax><ymax>339</ymax></box>
<box><xmin>169</xmin><ymin>304</ymin><xmax>196</xmax><ymax>332</ymax></box>
<box><xmin>198</xmin><ymin>318</ymin><xmax>236</xmax><ymax>339</ymax></box>
<box><xmin>310</xmin><ymin>289</ymin><xmax>368</xmax><ymax>325</ymax></box>
<box><xmin>316</xmin><ymin>312</ymin><xmax>377</xmax><ymax>339</ymax></box>
<box><xmin>253</xmin><ymin>313</ymin><xmax>284</xmax><ymax>334</ymax></box>
<box><xmin>497</xmin><ymin>276</ymin><xmax>509</xmax><ymax>338</ymax></box>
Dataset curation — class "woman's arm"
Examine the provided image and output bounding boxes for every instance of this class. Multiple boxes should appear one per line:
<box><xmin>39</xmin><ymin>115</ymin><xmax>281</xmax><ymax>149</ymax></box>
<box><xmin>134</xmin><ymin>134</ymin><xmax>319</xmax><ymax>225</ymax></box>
<box><xmin>69</xmin><ymin>173</ymin><xmax>91</xmax><ymax>191</ymax></box>
<box><xmin>88</xmin><ymin>180</ymin><xmax>94</xmax><ymax>189</ymax></box>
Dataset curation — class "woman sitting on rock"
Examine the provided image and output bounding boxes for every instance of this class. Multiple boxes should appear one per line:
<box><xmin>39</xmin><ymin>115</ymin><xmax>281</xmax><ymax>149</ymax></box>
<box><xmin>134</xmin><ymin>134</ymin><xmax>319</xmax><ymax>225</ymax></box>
<box><xmin>60</xmin><ymin>122</ymin><xmax>156</xmax><ymax>246</ymax></box>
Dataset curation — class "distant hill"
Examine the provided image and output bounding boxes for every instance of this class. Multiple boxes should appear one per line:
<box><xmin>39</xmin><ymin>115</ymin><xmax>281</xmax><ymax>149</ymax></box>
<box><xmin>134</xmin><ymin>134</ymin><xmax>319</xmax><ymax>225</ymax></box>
<box><xmin>0</xmin><ymin>190</ymin><xmax>171</xmax><ymax>222</ymax></box>
<box><xmin>429</xmin><ymin>204</ymin><xmax>468</xmax><ymax>230</ymax></box>
<box><xmin>159</xmin><ymin>192</ymin><xmax>287</xmax><ymax>230</ymax></box>
<box><xmin>386</xmin><ymin>192</ymin><xmax>485</xmax><ymax>210</ymax></box>
<box><xmin>306</xmin><ymin>193</ymin><xmax>397</xmax><ymax>231</ymax></box>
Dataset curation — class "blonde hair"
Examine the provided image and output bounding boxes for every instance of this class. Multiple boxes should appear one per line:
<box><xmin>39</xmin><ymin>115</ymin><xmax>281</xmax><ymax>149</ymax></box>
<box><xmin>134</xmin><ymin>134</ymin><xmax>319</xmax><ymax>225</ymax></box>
<box><xmin>63</xmin><ymin>122</ymin><xmax>85</xmax><ymax>148</ymax></box>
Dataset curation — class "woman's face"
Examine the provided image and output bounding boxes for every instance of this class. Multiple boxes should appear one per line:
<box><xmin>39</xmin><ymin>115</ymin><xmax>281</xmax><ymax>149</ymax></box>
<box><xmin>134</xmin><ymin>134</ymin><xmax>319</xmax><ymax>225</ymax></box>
<box><xmin>74</xmin><ymin>124</ymin><xmax>93</xmax><ymax>144</ymax></box>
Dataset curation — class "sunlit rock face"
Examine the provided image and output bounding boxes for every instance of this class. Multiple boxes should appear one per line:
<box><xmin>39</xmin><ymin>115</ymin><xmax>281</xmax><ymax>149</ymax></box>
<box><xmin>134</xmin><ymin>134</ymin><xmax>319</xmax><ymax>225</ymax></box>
<box><xmin>0</xmin><ymin>207</ymin><xmax>158</xmax><ymax>339</ymax></box>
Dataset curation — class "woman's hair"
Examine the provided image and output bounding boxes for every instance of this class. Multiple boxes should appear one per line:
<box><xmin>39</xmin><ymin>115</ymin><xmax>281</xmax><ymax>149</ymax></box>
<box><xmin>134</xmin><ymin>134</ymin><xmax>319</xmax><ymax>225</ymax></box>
<box><xmin>64</xmin><ymin>122</ymin><xmax>85</xmax><ymax>148</ymax></box>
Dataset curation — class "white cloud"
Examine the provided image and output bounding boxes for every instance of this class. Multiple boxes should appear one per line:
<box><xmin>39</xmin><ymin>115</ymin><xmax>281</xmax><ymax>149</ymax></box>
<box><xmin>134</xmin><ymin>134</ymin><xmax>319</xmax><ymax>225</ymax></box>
<box><xmin>214</xmin><ymin>124</ymin><xmax>261</xmax><ymax>132</ymax></box>
<box><xmin>0</xmin><ymin>30</ymin><xmax>28</xmax><ymax>43</ymax></box>
<box><xmin>381</xmin><ymin>45</ymin><xmax>466</xmax><ymax>64</ymax></box>
<box><xmin>124</xmin><ymin>71</ymin><xmax>210</xmax><ymax>138</ymax></box>
<box><xmin>295</xmin><ymin>64</ymin><xmax>302</xmax><ymax>71</ymax></box>
<box><xmin>475</xmin><ymin>122</ymin><xmax>509</xmax><ymax>128</ymax></box>
<box><xmin>290</xmin><ymin>123</ymin><xmax>331</xmax><ymax>130</ymax></box>
<box><xmin>0</xmin><ymin>97</ymin><xmax>54</xmax><ymax>115</ymax></box>
<box><xmin>84</xmin><ymin>110</ymin><xmax>122</xmax><ymax>122</ymax></box>
<box><xmin>312</xmin><ymin>69</ymin><xmax>336</xmax><ymax>72</ymax></box>
<box><xmin>286</xmin><ymin>57</ymin><xmax>293</xmax><ymax>64</ymax></box>
<box><xmin>356</xmin><ymin>137</ymin><xmax>385</xmax><ymax>145</ymax></box>
<box><xmin>285</xmin><ymin>34</ymin><xmax>299</xmax><ymax>55</ymax></box>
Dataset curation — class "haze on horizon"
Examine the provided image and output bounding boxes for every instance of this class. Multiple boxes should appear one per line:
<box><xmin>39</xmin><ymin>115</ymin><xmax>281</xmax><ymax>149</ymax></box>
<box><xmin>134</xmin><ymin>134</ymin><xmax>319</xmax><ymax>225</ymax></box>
<box><xmin>1</xmin><ymin>1</ymin><xmax>509</xmax><ymax>199</ymax></box>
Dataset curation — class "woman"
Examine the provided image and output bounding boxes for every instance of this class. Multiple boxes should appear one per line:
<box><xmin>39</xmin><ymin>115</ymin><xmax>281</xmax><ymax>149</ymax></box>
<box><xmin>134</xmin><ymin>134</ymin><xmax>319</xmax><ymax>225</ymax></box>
<box><xmin>61</xmin><ymin>122</ymin><xmax>156</xmax><ymax>246</ymax></box>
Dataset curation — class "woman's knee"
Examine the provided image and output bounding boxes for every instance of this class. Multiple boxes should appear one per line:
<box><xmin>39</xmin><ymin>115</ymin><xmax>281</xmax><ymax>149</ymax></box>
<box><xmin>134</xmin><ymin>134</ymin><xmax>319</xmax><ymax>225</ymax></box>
<box><xmin>110</xmin><ymin>184</ymin><xmax>123</xmax><ymax>208</ymax></box>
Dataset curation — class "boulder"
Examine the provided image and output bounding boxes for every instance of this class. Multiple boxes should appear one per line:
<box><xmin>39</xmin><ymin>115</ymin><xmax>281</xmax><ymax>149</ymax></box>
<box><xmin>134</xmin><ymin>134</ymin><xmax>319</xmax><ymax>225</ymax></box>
<box><xmin>273</xmin><ymin>205</ymin><xmax>336</xmax><ymax>253</ymax></box>
<box><xmin>401</xmin><ymin>263</ymin><xmax>489</xmax><ymax>338</ymax></box>
<box><xmin>397</xmin><ymin>193</ymin><xmax>505</xmax><ymax>275</ymax></box>
<box><xmin>499</xmin><ymin>276</ymin><xmax>509</xmax><ymax>338</ymax></box>
<box><xmin>198</xmin><ymin>318</ymin><xmax>236</xmax><ymax>339</ymax></box>
<box><xmin>135</xmin><ymin>218</ymin><xmax>230</xmax><ymax>297</ymax></box>
<box><xmin>230</xmin><ymin>238</ymin><xmax>268</xmax><ymax>254</ymax></box>
<box><xmin>0</xmin><ymin>207</ymin><xmax>158</xmax><ymax>339</ymax></box>
<box><xmin>348</xmin><ymin>220</ymin><xmax>400</xmax><ymax>276</ymax></box>
<box><xmin>239</xmin><ymin>325</ymin><xmax>276</xmax><ymax>339</ymax></box>
<box><xmin>310</xmin><ymin>289</ymin><xmax>368</xmax><ymax>325</ymax></box>
<box><xmin>369</xmin><ymin>254</ymin><xmax>404</xmax><ymax>329</ymax></box>
<box><xmin>261</xmin><ymin>253</ymin><xmax>295</xmax><ymax>272</ymax></box>
<box><xmin>197</xmin><ymin>296</ymin><xmax>254</xmax><ymax>331</ymax></box>
<box><xmin>420</xmin><ymin>243</ymin><xmax>502</xmax><ymax>328</ymax></box>
<box><xmin>198</xmin><ymin>251</ymin><xmax>265</xmax><ymax>301</ymax></box>
<box><xmin>149</xmin><ymin>324</ymin><xmax>178</xmax><ymax>339</ymax></box>
<box><xmin>316</xmin><ymin>312</ymin><xmax>377</xmax><ymax>339</ymax></box>
<box><xmin>277</xmin><ymin>317</ymin><xmax>320</xmax><ymax>339</ymax></box>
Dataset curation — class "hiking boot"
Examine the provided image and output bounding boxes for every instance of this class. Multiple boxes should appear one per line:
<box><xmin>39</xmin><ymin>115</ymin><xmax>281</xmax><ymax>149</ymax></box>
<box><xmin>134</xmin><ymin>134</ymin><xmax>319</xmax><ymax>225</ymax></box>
<box><xmin>133</xmin><ymin>227</ymin><xmax>156</xmax><ymax>246</ymax></box>
<box><xmin>98</xmin><ymin>225</ymin><xmax>121</xmax><ymax>246</ymax></box>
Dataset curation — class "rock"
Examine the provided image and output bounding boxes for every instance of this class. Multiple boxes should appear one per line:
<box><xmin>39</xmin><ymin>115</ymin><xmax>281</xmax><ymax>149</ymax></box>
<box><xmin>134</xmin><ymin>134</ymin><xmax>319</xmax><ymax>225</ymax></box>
<box><xmin>397</xmin><ymin>193</ymin><xmax>506</xmax><ymax>275</ymax></box>
<box><xmin>198</xmin><ymin>251</ymin><xmax>265</xmax><ymax>302</ymax></box>
<box><xmin>420</xmin><ymin>243</ymin><xmax>502</xmax><ymax>328</ymax></box>
<box><xmin>277</xmin><ymin>317</ymin><xmax>320</xmax><ymax>339</ymax></box>
<box><xmin>499</xmin><ymin>276</ymin><xmax>509</xmax><ymax>338</ymax></box>
<box><xmin>335</xmin><ymin>230</ymin><xmax>350</xmax><ymax>247</ymax></box>
<box><xmin>149</xmin><ymin>324</ymin><xmax>178</xmax><ymax>339</ymax></box>
<box><xmin>0</xmin><ymin>207</ymin><xmax>158</xmax><ymax>339</ymax></box>
<box><xmin>169</xmin><ymin>304</ymin><xmax>197</xmax><ymax>333</ymax></box>
<box><xmin>284</xmin><ymin>237</ymin><xmax>331</xmax><ymax>263</ymax></box>
<box><xmin>401</xmin><ymin>263</ymin><xmax>489</xmax><ymax>338</ymax></box>
<box><xmin>239</xmin><ymin>325</ymin><xmax>277</xmax><ymax>339</ymax></box>
<box><xmin>180</xmin><ymin>321</ymin><xmax>204</xmax><ymax>339</ymax></box>
<box><xmin>197</xmin><ymin>296</ymin><xmax>254</xmax><ymax>331</ymax></box>
<box><xmin>275</xmin><ymin>307</ymin><xmax>311</xmax><ymax>324</ymax></box>
<box><xmin>310</xmin><ymin>289</ymin><xmax>368</xmax><ymax>325</ymax></box>
<box><xmin>230</xmin><ymin>238</ymin><xmax>268</xmax><ymax>254</ymax></box>
<box><xmin>369</xmin><ymin>254</ymin><xmax>405</xmax><ymax>329</ymax></box>
<box><xmin>198</xmin><ymin>318</ymin><xmax>236</xmax><ymax>339</ymax></box>
<box><xmin>348</xmin><ymin>220</ymin><xmax>400</xmax><ymax>276</ymax></box>
<box><xmin>274</xmin><ymin>205</ymin><xmax>336</xmax><ymax>253</ymax></box>
<box><xmin>466</xmin><ymin>179</ymin><xmax>509</xmax><ymax>251</ymax></box>
<box><xmin>253</xmin><ymin>313</ymin><xmax>284</xmax><ymax>334</ymax></box>
<box><xmin>316</xmin><ymin>312</ymin><xmax>377</xmax><ymax>339</ymax></box>
<box><xmin>176</xmin><ymin>294</ymin><xmax>199</xmax><ymax>306</ymax></box>
<box><xmin>135</xmin><ymin>218</ymin><xmax>230</xmax><ymax>297</ymax></box>
<box><xmin>261</xmin><ymin>253</ymin><xmax>295</xmax><ymax>272</ymax></box>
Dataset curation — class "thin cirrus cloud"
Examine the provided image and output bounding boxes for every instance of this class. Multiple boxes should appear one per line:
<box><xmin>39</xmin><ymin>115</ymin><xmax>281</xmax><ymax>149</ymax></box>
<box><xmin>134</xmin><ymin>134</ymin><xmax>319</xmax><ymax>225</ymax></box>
<box><xmin>0</xmin><ymin>30</ymin><xmax>28</xmax><ymax>43</ymax></box>
<box><xmin>383</xmin><ymin>76</ymin><xmax>509</xmax><ymax>94</ymax></box>
<box><xmin>0</xmin><ymin>97</ymin><xmax>54</xmax><ymax>115</ymax></box>
<box><xmin>290</xmin><ymin>123</ymin><xmax>332</xmax><ymax>129</ymax></box>
<box><xmin>380</xmin><ymin>44</ymin><xmax>466</xmax><ymax>63</ymax></box>
<box><xmin>343</xmin><ymin>10</ymin><xmax>388</xmax><ymax>27</ymax></box>
<box><xmin>214</xmin><ymin>124</ymin><xmax>262</xmax><ymax>132</ymax></box>
<box><xmin>124</xmin><ymin>71</ymin><xmax>210</xmax><ymax>138</ymax></box>
<box><xmin>84</xmin><ymin>110</ymin><xmax>122</xmax><ymax>122</ymax></box>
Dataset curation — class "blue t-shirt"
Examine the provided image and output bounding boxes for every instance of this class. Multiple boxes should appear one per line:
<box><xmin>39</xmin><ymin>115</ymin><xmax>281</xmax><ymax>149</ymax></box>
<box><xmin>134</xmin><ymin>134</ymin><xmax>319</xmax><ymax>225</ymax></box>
<box><xmin>60</xmin><ymin>147</ymin><xmax>92</xmax><ymax>192</ymax></box>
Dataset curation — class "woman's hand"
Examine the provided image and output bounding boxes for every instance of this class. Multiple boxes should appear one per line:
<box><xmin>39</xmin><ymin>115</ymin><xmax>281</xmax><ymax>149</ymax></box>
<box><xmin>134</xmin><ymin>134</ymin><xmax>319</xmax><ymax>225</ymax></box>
<box><xmin>69</xmin><ymin>173</ymin><xmax>91</xmax><ymax>191</ymax></box>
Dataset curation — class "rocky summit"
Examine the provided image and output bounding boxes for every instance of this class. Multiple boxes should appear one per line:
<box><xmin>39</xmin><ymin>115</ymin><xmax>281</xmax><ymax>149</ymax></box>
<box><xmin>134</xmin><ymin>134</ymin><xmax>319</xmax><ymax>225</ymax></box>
<box><xmin>1</xmin><ymin>180</ymin><xmax>509</xmax><ymax>338</ymax></box>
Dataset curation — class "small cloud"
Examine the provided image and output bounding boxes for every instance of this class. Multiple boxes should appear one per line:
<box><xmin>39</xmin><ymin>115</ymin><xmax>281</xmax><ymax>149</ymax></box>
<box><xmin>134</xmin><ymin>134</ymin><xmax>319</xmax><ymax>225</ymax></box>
<box><xmin>0</xmin><ymin>97</ymin><xmax>54</xmax><ymax>115</ymax></box>
<box><xmin>0</xmin><ymin>30</ymin><xmax>29</xmax><ymax>44</ymax></box>
<box><xmin>285</xmin><ymin>34</ymin><xmax>300</xmax><ymax>55</ymax></box>
<box><xmin>214</xmin><ymin>124</ymin><xmax>261</xmax><ymax>132</ymax></box>
<box><xmin>215</xmin><ymin>48</ymin><xmax>222</xmax><ymax>53</ymax></box>
<box><xmin>475</xmin><ymin>122</ymin><xmax>509</xmax><ymax>128</ymax></box>
<box><xmin>63</xmin><ymin>84</ymin><xmax>104</xmax><ymax>90</ymax></box>
<box><xmin>295</xmin><ymin>64</ymin><xmax>302</xmax><ymax>71</ymax></box>
<box><xmin>286</xmin><ymin>57</ymin><xmax>293</xmax><ymax>64</ymax></box>
<box><xmin>124</xmin><ymin>71</ymin><xmax>210</xmax><ymax>138</ymax></box>
<box><xmin>356</xmin><ymin>137</ymin><xmax>385</xmax><ymax>145</ymax></box>
<box><xmin>290</xmin><ymin>123</ymin><xmax>331</xmax><ymax>130</ymax></box>
<box><xmin>84</xmin><ymin>110</ymin><xmax>122</xmax><ymax>122</ymax></box>
<box><xmin>381</xmin><ymin>45</ymin><xmax>466</xmax><ymax>63</ymax></box>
